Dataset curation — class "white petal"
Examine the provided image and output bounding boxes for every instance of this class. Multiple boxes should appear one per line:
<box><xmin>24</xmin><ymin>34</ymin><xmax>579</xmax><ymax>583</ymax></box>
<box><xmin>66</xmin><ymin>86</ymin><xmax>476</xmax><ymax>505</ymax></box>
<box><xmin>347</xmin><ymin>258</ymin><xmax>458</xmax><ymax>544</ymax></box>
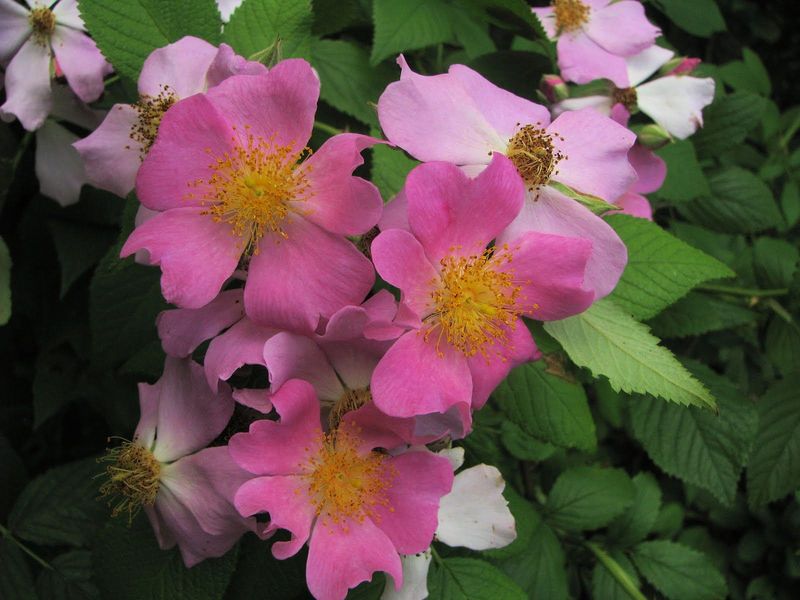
<box><xmin>52</xmin><ymin>0</ymin><xmax>86</xmax><ymax>31</ymax></box>
<box><xmin>216</xmin><ymin>0</ymin><xmax>243</xmax><ymax>22</ymax></box>
<box><xmin>0</xmin><ymin>0</ymin><xmax>31</xmax><ymax>64</ymax></box>
<box><xmin>381</xmin><ymin>551</ymin><xmax>432</xmax><ymax>600</ymax></box>
<box><xmin>0</xmin><ymin>37</ymin><xmax>52</xmax><ymax>131</ymax></box>
<box><xmin>35</xmin><ymin>120</ymin><xmax>87</xmax><ymax>206</ymax></box>
<box><xmin>636</xmin><ymin>76</ymin><xmax>716</xmax><ymax>139</ymax></box>
<box><xmin>436</xmin><ymin>464</ymin><xmax>516</xmax><ymax>550</ymax></box>
<box><xmin>625</xmin><ymin>45</ymin><xmax>674</xmax><ymax>87</ymax></box>
<box><xmin>438</xmin><ymin>447</ymin><xmax>465</xmax><ymax>470</ymax></box>
<box><xmin>552</xmin><ymin>95</ymin><xmax>613</xmax><ymax>118</ymax></box>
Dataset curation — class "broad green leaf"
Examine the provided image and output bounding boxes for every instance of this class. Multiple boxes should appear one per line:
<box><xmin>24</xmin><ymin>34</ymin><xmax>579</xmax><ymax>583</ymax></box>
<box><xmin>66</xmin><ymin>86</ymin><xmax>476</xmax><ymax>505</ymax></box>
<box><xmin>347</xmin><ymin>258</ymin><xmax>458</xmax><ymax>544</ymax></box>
<box><xmin>747</xmin><ymin>376</ymin><xmax>800</xmax><ymax>506</ymax></box>
<box><xmin>653</xmin><ymin>140</ymin><xmax>710</xmax><ymax>203</ymax></box>
<box><xmin>650</xmin><ymin>502</ymin><xmax>684</xmax><ymax>538</ymax></box>
<box><xmin>428</xmin><ymin>557</ymin><xmax>526</xmax><ymax>600</ymax></box>
<box><xmin>545</xmin><ymin>466</ymin><xmax>634</xmax><ymax>530</ymax></box>
<box><xmin>607</xmin><ymin>214</ymin><xmax>734</xmax><ymax>320</ymax></box>
<box><xmin>493</xmin><ymin>361</ymin><xmax>595</xmax><ymax>451</ymax></box>
<box><xmin>467</xmin><ymin>51</ymin><xmax>551</xmax><ymax>99</ymax></box>
<box><xmin>8</xmin><ymin>458</ymin><xmax>106</xmax><ymax>547</ymax></box>
<box><xmin>370</xmin><ymin>0</ymin><xmax>454</xmax><ymax>65</ymax></box>
<box><xmin>753</xmin><ymin>237</ymin><xmax>798</xmax><ymax>288</ymax></box>
<box><xmin>36</xmin><ymin>551</ymin><xmax>99</xmax><ymax>600</ymax></box>
<box><xmin>0</xmin><ymin>235</ymin><xmax>10</xmax><ymax>325</ymax></box>
<box><xmin>370</xmin><ymin>142</ymin><xmax>418</xmax><ymax>201</ymax></box>
<box><xmin>311</xmin><ymin>0</ymin><xmax>364</xmax><ymax>36</ymax></box>
<box><xmin>630</xmin><ymin>362</ymin><xmax>757</xmax><ymax>506</ymax></box>
<box><xmin>679</xmin><ymin>167</ymin><xmax>783</xmax><ymax>234</ymax></box>
<box><xmin>694</xmin><ymin>93</ymin><xmax>766</xmax><ymax>157</ymax></box>
<box><xmin>0</xmin><ymin>435</ymin><xmax>27</xmax><ymax>521</ymax></box>
<box><xmin>0</xmin><ymin>538</ymin><xmax>37</xmax><ymax>600</ymax></box>
<box><xmin>781</xmin><ymin>180</ymin><xmax>800</xmax><ymax>228</ymax></box>
<box><xmin>719</xmin><ymin>49</ymin><xmax>771</xmax><ymax>96</ymax></box>
<box><xmin>450</xmin><ymin>5</ymin><xmax>495</xmax><ymax>59</ymax></box>
<box><xmin>632</xmin><ymin>541</ymin><xmax>727</xmax><ymax>600</ymax></box>
<box><xmin>32</xmin><ymin>345</ymin><xmax>82</xmax><ymax>428</ymax></box>
<box><xmin>48</xmin><ymin>220</ymin><xmax>116</xmax><ymax>297</ymax></box>
<box><xmin>224</xmin><ymin>534</ymin><xmax>306</xmax><ymax>599</ymax></box>
<box><xmin>94</xmin><ymin>516</ymin><xmax>238</xmax><ymax>600</ymax></box>
<box><xmin>591</xmin><ymin>550</ymin><xmax>641</xmax><ymax>600</ymax></box>
<box><xmin>651</xmin><ymin>0</ymin><xmax>725</xmax><ymax>37</ymax></box>
<box><xmin>500</xmin><ymin>420</ymin><xmax>557</xmax><ymax>461</ymax></box>
<box><xmin>544</xmin><ymin>299</ymin><xmax>717</xmax><ymax>409</ymax></box>
<box><xmin>764</xmin><ymin>317</ymin><xmax>800</xmax><ymax>376</ymax></box>
<box><xmin>607</xmin><ymin>472</ymin><xmax>662</xmax><ymax>547</ymax></box>
<box><xmin>223</xmin><ymin>0</ymin><xmax>313</xmax><ymax>59</ymax></box>
<box><xmin>79</xmin><ymin>0</ymin><xmax>222</xmax><ymax>81</ymax></box>
<box><xmin>647</xmin><ymin>292</ymin><xmax>756</xmax><ymax>339</ymax></box>
<box><xmin>311</xmin><ymin>40</ymin><xmax>393</xmax><ymax>127</ymax></box>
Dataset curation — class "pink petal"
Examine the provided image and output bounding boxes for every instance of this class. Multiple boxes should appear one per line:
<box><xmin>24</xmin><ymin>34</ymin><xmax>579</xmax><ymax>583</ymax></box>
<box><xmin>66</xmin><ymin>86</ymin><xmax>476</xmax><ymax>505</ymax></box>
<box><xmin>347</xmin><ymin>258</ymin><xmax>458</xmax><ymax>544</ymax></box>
<box><xmin>262</xmin><ymin>332</ymin><xmax>344</xmax><ymax>401</ymax></box>
<box><xmin>204</xmin><ymin>316</ymin><xmax>277</xmax><ymax>389</ymax></box>
<box><xmin>137</xmin><ymin>36</ymin><xmax>217</xmax><ymax>98</ymax></box>
<box><xmin>0</xmin><ymin>0</ymin><xmax>31</xmax><ymax>63</ymax></box>
<box><xmin>234</xmin><ymin>475</ymin><xmax>315</xmax><ymax>559</ymax></box>
<box><xmin>613</xmin><ymin>192</ymin><xmax>653</xmax><ymax>220</ymax></box>
<box><xmin>73</xmin><ymin>104</ymin><xmax>142</xmax><ymax>198</ymax></box>
<box><xmin>205</xmin><ymin>43</ymin><xmax>268</xmax><ymax>88</ymax></box>
<box><xmin>134</xmin><ymin>381</ymin><xmax>160</xmax><ymax>450</ymax></box>
<box><xmin>51</xmin><ymin>26</ymin><xmax>108</xmax><ymax>103</ymax></box>
<box><xmin>228</xmin><ymin>379</ymin><xmax>322</xmax><ymax>476</ymax></box>
<box><xmin>378</xmin><ymin>188</ymin><xmax>410</xmax><ymax>232</ymax></box>
<box><xmin>322</xmin><ymin>338</ymin><xmax>389</xmax><ymax>391</ymax></box>
<box><xmin>35</xmin><ymin>120</ymin><xmax>86</xmax><ymax>207</ymax></box>
<box><xmin>548</xmin><ymin>108</ymin><xmax>637</xmax><ymax>202</ymax></box>
<box><xmin>369</xmin><ymin>450</ymin><xmax>454</xmax><ymax>554</ymax></box>
<box><xmin>371</xmin><ymin>331</ymin><xmax>473</xmax><ymax>420</ymax></box>
<box><xmin>232</xmin><ymin>388</ymin><xmax>273</xmax><ymax>413</ymax></box>
<box><xmin>51</xmin><ymin>0</ymin><xmax>85</xmax><ymax>30</ymax></box>
<box><xmin>120</xmin><ymin>207</ymin><xmax>243</xmax><ymax>309</ymax></box>
<box><xmin>406</xmin><ymin>155</ymin><xmax>524</xmax><ymax>263</ymax></box>
<box><xmin>557</xmin><ymin>33</ymin><xmax>630</xmax><ymax>87</ymax></box>
<box><xmin>157</xmin><ymin>289</ymin><xmax>245</xmax><ymax>358</ymax></box>
<box><xmin>144</xmin><ymin>505</ymin><xmax>177</xmax><ymax>552</ymax></box>
<box><xmin>629</xmin><ymin>143</ymin><xmax>666</xmax><ymax>194</ymax></box>
<box><xmin>243</xmin><ymin>217</ymin><xmax>374</xmax><ymax>334</ymax></box>
<box><xmin>306</xmin><ymin>516</ymin><xmax>402</xmax><ymax>600</ymax></box>
<box><xmin>584</xmin><ymin>1</ymin><xmax>660</xmax><ymax>57</ymax></box>
<box><xmin>341</xmin><ymin>401</ymin><xmax>415</xmax><ymax>451</ymax></box>
<box><xmin>1</xmin><ymin>38</ymin><xmax>52</xmax><ymax>131</ymax></box>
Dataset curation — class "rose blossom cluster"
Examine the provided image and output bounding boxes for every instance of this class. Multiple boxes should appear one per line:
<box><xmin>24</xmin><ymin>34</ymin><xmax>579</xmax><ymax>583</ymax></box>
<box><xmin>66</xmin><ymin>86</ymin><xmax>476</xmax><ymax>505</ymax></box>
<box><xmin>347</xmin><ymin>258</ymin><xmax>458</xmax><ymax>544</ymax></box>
<box><xmin>42</xmin><ymin>1</ymin><xmax>716</xmax><ymax>597</ymax></box>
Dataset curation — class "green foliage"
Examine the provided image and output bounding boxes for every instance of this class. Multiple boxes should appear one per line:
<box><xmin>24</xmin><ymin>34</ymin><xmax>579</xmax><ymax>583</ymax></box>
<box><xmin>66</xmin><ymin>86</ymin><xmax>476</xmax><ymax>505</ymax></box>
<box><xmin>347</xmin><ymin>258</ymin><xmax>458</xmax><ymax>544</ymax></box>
<box><xmin>653</xmin><ymin>140</ymin><xmax>710</xmax><ymax>203</ymax></box>
<box><xmin>648</xmin><ymin>292</ymin><xmax>756</xmax><ymax>338</ymax></box>
<box><xmin>693</xmin><ymin>93</ymin><xmax>766</xmax><ymax>157</ymax></box>
<box><xmin>0</xmin><ymin>538</ymin><xmax>37</xmax><ymax>600</ymax></box>
<box><xmin>607</xmin><ymin>472</ymin><xmax>662</xmax><ymax>547</ymax></box>
<box><xmin>545</xmin><ymin>467</ymin><xmax>635</xmax><ymax>531</ymax></box>
<box><xmin>371</xmin><ymin>0</ymin><xmax>455</xmax><ymax>65</ymax></box>
<box><xmin>223</xmin><ymin>0</ymin><xmax>313</xmax><ymax>59</ymax></box>
<box><xmin>428</xmin><ymin>557</ymin><xmax>527</xmax><ymax>600</ymax></box>
<box><xmin>631</xmin><ymin>541</ymin><xmax>727</xmax><ymax>600</ymax></box>
<box><xmin>651</xmin><ymin>0</ymin><xmax>726</xmax><ymax>37</ymax></box>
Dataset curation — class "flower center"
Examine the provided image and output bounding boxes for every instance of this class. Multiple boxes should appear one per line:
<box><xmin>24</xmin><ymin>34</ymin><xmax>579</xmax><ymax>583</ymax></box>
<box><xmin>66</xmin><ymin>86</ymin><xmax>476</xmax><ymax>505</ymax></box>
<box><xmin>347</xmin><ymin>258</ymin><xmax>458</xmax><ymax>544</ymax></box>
<box><xmin>328</xmin><ymin>387</ymin><xmax>372</xmax><ymax>431</ymax></box>
<box><xmin>98</xmin><ymin>440</ymin><xmax>161</xmax><ymax>522</ymax></box>
<box><xmin>304</xmin><ymin>423</ymin><xmax>394</xmax><ymax>527</ymax></box>
<box><xmin>425</xmin><ymin>246</ymin><xmax>527</xmax><ymax>358</ymax></box>
<box><xmin>189</xmin><ymin>129</ymin><xmax>311</xmax><ymax>254</ymax></box>
<box><xmin>553</xmin><ymin>0</ymin><xmax>590</xmax><ymax>33</ymax></box>
<box><xmin>29</xmin><ymin>7</ymin><xmax>56</xmax><ymax>45</ymax></box>
<box><xmin>613</xmin><ymin>86</ymin><xmax>638</xmax><ymax>112</ymax></box>
<box><xmin>506</xmin><ymin>124</ymin><xmax>564</xmax><ymax>192</ymax></box>
<box><xmin>129</xmin><ymin>86</ymin><xmax>177</xmax><ymax>157</ymax></box>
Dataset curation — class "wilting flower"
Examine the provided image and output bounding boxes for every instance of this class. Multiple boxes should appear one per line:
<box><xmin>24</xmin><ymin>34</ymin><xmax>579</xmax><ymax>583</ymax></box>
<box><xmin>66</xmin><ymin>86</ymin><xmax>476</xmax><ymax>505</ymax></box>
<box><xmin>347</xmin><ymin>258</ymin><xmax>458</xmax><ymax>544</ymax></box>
<box><xmin>122</xmin><ymin>60</ymin><xmax>382</xmax><ymax>332</ymax></box>
<box><xmin>378</xmin><ymin>57</ymin><xmax>634</xmax><ymax>300</ymax></box>
<box><xmin>230</xmin><ymin>379</ymin><xmax>454</xmax><ymax>600</ymax></box>
<box><xmin>533</xmin><ymin>0</ymin><xmax>660</xmax><ymax>87</ymax></box>
<box><xmin>98</xmin><ymin>357</ymin><xmax>259</xmax><ymax>567</ymax></box>
<box><xmin>74</xmin><ymin>36</ymin><xmax>267</xmax><ymax>198</ymax></box>
<box><xmin>370</xmin><ymin>156</ymin><xmax>592</xmax><ymax>431</ymax></box>
<box><xmin>0</xmin><ymin>0</ymin><xmax>111</xmax><ymax>130</ymax></box>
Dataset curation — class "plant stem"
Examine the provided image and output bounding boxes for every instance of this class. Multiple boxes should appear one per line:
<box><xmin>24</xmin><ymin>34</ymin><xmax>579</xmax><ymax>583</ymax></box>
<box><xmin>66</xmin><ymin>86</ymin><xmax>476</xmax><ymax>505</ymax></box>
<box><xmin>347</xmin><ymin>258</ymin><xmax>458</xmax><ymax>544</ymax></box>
<box><xmin>0</xmin><ymin>523</ymin><xmax>53</xmax><ymax>570</ymax></box>
<box><xmin>429</xmin><ymin>544</ymin><xmax>444</xmax><ymax>566</ymax></box>
<box><xmin>584</xmin><ymin>541</ymin><xmax>646</xmax><ymax>600</ymax></box>
<box><xmin>696</xmin><ymin>283</ymin><xmax>788</xmax><ymax>297</ymax></box>
<box><xmin>313</xmin><ymin>121</ymin><xmax>343</xmax><ymax>136</ymax></box>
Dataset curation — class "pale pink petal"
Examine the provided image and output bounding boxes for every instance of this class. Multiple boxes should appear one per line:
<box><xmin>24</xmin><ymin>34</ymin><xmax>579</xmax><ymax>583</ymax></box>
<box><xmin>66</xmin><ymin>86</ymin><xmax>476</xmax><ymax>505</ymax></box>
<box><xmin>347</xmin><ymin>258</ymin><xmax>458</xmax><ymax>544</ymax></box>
<box><xmin>120</xmin><ymin>207</ymin><xmax>243</xmax><ymax>309</ymax></box>
<box><xmin>322</xmin><ymin>339</ymin><xmax>389</xmax><ymax>392</ymax></box>
<box><xmin>552</xmin><ymin>94</ymin><xmax>614</xmax><ymax>117</ymax></box>
<box><xmin>51</xmin><ymin>0</ymin><xmax>84</xmax><ymax>30</ymax></box>
<box><xmin>134</xmin><ymin>381</ymin><xmax>160</xmax><ymax>450</ymax></box>
<box><xmin>205</xmin><ymin>42</ymin><xmax>268</xmax><ymax>88</ymax></box>
<box><xmin>51</xmin><ymin>26</ymin><xmax>108</xmax><ymax>102</ymax></box>
<box><xmin>371</xmin><ymin>331</ymin><xmax>472</xmax><ymax>420</ymax></box>
<box><xmin>383</xmin><ymin>552</ymin><xmax>431</xmax><ymax>600</ymax></box>
<box><xmin>370</xmin><ymin>450</ymin><xmax>453</xmax><ymax>554</ymax></box>
<box><xmin>300</xmin><ymin>133</ymin><xmax>383</xmax><ymax>235</ymax></box>
<box><xmin>35</xmin><ymin>120</ymin><xmax>86</xmax><ymax>206</ymax></box>
<box><xmin>157</xmin><ymin>288</ymin><xmax>245</xmax><ymax>358</ymax></box>
<box><xmin>0</xmin><ymin>0</ymin><xmax>31</xmax><ymax>63</ymax></box>
<box><xmin>341</xmin><ymin>401</ymin><xmax>414</xmax><ymax>451</ymax></box>
<box><xmin>1</xmin><ymin>38</ymin><xmax>52</xmax><ymax>131</ymax></box>
<box><xmin>72</xmin><ymin>104</ymin><xmax>142</xmax><ymax>198</ymax></box>
<box><xmin>204</xmin><ymin>317</ymin><xmax>277</xmax><ymax>389</ymax></box>
<box><xmin>613</xmin><ymin>192</ymin><xmax>653</xmax><ymax>220</ymax></box>
<box><xmin>244</xmin><ymin>217</ymin><xmax>374</xmax><ymax>334</ymax></box>
<box><xmin>228</xmin><ymin>379</ymin><xmax>322</xmax><ymax>476</ymax></box>
<box><xmin>548</xmin><ymin>108</ymin><xmax>637</xmax><ymax>201</ymax></box>
<box><xmin>378</xmin><ymin>188</ymin><xmax>410</xmax><ymax>232</ymax></box>
<box><xmin>629</xmin><ymin>143</ymin><xmax>666</xmax><ymax>194</ymax></box>
<box><xmin>233</xmin><ymin>388</ymin><xmax>272</xmax><ymax>412</ymax></box>
<box><xmin>360</xmin><ymin>290</ymin><xmax>404</xmax><ymax>341</ymax></box>
<box><xmin>584</xmin><ymin>1</ymin><xmax>660</xmax><ymax>57</ymax></box>
<box><xmin>557</xmin><ymin>34</ymin><xmax>630</xmax><ymax>87</ymax></box>
<box><xmin>262</xmin><ymin>332</ymin><xmax>344</xmax><ymax>401</ymax></box>
<box><xmin>625</xmin><ymin>45</ymin><xmax>674</xmax><ymax>87</ymax></box>
<box><xmin>307</xmin><ymin>516</ymin><xmax>402</xmax><ymax>600</ymax></box>
<box><xmin>137</xmin><ymin>36</ymin><xmax>217</xmax><ymax>98</ymax></box>
<box><xmin>636</xmin><ymin>76</ymin><xmax>716</xmax><ymax>139</ymax></box>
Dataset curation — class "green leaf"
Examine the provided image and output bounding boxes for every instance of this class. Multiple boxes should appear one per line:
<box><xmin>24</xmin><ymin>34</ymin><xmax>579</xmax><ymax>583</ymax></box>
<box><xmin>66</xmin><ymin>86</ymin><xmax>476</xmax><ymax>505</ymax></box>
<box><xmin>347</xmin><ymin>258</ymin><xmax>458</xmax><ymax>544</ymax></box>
<box><xmin>370</xmin><ymin>139</ymin><xmax>418</xmax><ymax>201</ymax></box>
<box><xmin>651</xmin><ymin>0</ymin><xmax>725</xmax><ymax>37</ymax></box>
<box><xmin>8</xmin><ymin>458</ymin><xmax>106</xmax><ymax>547</ymax></box>
<box><xmin>544</xmin><ymin>299</ymin><xmax>717</xmax><ymax>409</ymax></box>
<box><xmin>484</xmin><ymin>487</ymin><xmax>538</xmax><ymax>560</ymax></box>
<box><xmin>0</xmin><ymin>435</ymin><xmax>27</xmax><ymax>522</ymax></box>
<box><xmin>650</xmin><ymin>502</ymin><xmax>684</xmax><ymax>538</ymax></box>
<box><xmin>428</xmin><ymin>557</ymin><xmax>526</xmax><ymax>600</ymax></box>
<box><xmin>545</xmin><ymin>466</ymin><xmax>635</xmax><ymax>531</ymax></box>
<box><xmin>500</xmin><ymin>420</ymin><xmax>557</xmax><ymax>461</ymax></box>
<box><xmin>0</xmin><ymin>538</ymin><xmax>37</xmax><ymax>600</ymax></box>
<box><xmin>370</xmin><ymin>0</ymin><xmax>454</xmax><ymax>65</ymax></box>
<box><xmin>679</xmin><ymin>167</ymin><xmax>783</xmax><ymax>234</ymax></box>
<box><xmin>36</xmin><ymin>551</ymin><xmax>99</xmax><ymax>600</ymax></box>
<box><xmin>607</xmin><ymin>472</ymin><xmax>662</xmax><ymax>547</ymax></box>
<box><xmin>653</xmin><ymin>140</ymin><xmax>710</xmax><ymax>203</ymax></box>
<box><xmin>94</xmin><ymin>515</ymin><xmax>238</xmax><ymax>600</ymax></box>
<box><xmin>311</xmin><ymin>0</ymin><xmax>364</xmax><ymax>36</ymax></box>
<box><xmin>630</xmin><ymin>362</ymin><xmax>758</xmax><ymax>506</ymax></box>
<box><xmin>311</xmin><ymin>40</ymin><xmax>393</xmax><ymax>127</ymax></box>
<box><xmin>693</xmin><ymin>93</ymin><xmax>766</xmax><ymax>157</ymax></box>
<box><xmin>719</xmin><ymin>49</ymin><xmax>771</xmax><ymax>96</ymax></box>
<box><xmin>48</xmin><ymin>220</ymin><xmax>117</xmax><ymax>297</ymax></box>
<box><xmin>493</xmin><ymin>361</ymin><xmax>595</xmax><ymax>451</ymax></box>
<box><xmin>79</xmin><ymin>0</ymin><xmax>222</xmax><ymax>81</ymax></box>
<box><xmin>747</xmin><ymin>376</ymin><xmax>800</xmax><ymax>506</ymax></box>
<box><xmin>765</xmin><ymin>317</ymin><xmax>800</xmax><ymax>376</ymax></box>
<box><xmin>0</xmin><ymin>236</ymin><xmax>10</xmax><ymax>325</ymax></box>
<box><xmin>607</xmin><ymin>214</ymin><xmax>734</xmax><ymax>320</ymax></box>
<box><xmin>591</xmin><ymin>550</ymin><xmax>641</xmax><ymax>600</ymax></box>
<box><xmin>222</xmin><ymin>0</ymin><xmax>313</xmax><ymax>59</ymax></box>
<box><xmin>224</xmin><ymin>534</ymin><xmax>306</xmax><ymax>599</ymax></box>
<box><xmin>647</xmin><ymin>292</ymin><xmax>756</xmax><ymax>339</ymax></box>
<box><xmin>753</xmin><ymin>237</ymin><xmax>798</xmax><ymax>288</ymax></box>
<box><xmin>780</xmin><ymin>180</ymin><xmax>800</xmax><ymax>228</ymax></box>
<box><xmin>632</xmin><ymin>541</ymin><xmax>727</xmax><ymax>600</ymax></box>
<box><xmin>32</xmin><ymin>345</ymin><xmax>83</xmax><ymax>428</ymax></box>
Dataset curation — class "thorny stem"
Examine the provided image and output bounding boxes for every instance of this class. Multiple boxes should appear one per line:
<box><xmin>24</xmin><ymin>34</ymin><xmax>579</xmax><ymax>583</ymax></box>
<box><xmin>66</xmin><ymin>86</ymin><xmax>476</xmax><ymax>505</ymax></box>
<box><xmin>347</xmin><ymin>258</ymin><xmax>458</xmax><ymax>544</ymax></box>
<box><xmin>313</xmin><ymin>121</ymin><xmax>343</xmax><ymax>136</ymax></box>
<box><xmin>584</xmin><ymin>541</ymin><xmax>646</xmax><ymax>600</ymax></box>
<box><xmin>696</xmin><ymin>283</ymin><xmax>788</xmax><ymax>297</ymax></box>
<box><xmin>0</xmin><ymin>523</ymin><xmax>54</xmax><ymax>571</ymax></box>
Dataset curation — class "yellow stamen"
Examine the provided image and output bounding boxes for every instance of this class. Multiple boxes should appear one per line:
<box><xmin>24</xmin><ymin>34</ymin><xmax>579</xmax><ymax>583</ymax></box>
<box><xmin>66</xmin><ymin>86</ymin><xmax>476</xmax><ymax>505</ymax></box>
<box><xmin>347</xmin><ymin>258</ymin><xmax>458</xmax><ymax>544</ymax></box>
<box><xmin>328</xmin><ymin>387</ymin><xmax>372</xmax><ymax>431</ymax></box>
<box><xmin>553</xmin><ymin>0</ymin><xmax>590</xmax><ymax>33</ymax></box>
<box><xmin>129</xmin><ymin>86</ymin><xmax>177</xmax><ymax>157</ymax></box>
<box><xmin>506</xmin><ymin>124</ymin><xmax>565</xmax><ymax>192</ymax></box>
<box><xmin>29</xmin><ymin>7</ymin><xmax>56</xmax><ymax>45</ymax></box>
<box><xmin>613</xmin><ymin>87</ymin><xmax>638</xmax><ymax>112</ymax></box>
<box><xmin>98</xmin><ymin>439</ymin><xmax>161</xmax><ymax>523</ymax></box>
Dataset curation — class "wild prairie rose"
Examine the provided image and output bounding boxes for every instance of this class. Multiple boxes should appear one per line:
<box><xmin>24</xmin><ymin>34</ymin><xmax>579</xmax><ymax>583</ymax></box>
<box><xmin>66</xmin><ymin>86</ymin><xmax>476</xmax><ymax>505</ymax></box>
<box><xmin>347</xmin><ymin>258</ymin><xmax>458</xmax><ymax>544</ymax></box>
<box><xmin>0</xmin><ymin>0</ymin><xmax>112</xmax><ymax>130</ymax></box>
<box><xmin>378</xmin><ymin>57</ymin><xmax>634</xmax><ymax>300</ymax></box>
<box><xmin>230</xmin><ymin>379</ymin><xmax>454</xmax><ymax>600</ymax></box>
<box><xmin>122</xmin><ymin>61</ymin><xmax>382</xmax><ymax>333</ymax></box>
<box><xmin>370</xmin><ymin>156</ymin><xmax>592</xmax><ymax>431</ymax></box>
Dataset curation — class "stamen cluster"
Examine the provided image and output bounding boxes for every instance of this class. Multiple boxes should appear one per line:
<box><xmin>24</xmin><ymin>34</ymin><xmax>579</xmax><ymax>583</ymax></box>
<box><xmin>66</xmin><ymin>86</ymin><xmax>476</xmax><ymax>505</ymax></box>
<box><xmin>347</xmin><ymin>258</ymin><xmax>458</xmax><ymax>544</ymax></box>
<box><xmin>98</xmin><ymin>440</ymin><xmax>161</xmax><ymax>522</ymax></box>
<box><xmin>129</xmin><ymin>86</ymin><xmax>178</xmax><ymax>156</ymax></box>
<box><xmin>553</xmin><ymin>0</ymin><xmax>590</xmax><ymax>33</ymax></box>
<box><xmin>29</xmin><ymin>7</ymin><xmax>56</xmax><ymax>45</ymax></box>
<box><xmin>506</xmin><ymin>124</ymin><xmax>565</xmax><ymax>192</ymax></box>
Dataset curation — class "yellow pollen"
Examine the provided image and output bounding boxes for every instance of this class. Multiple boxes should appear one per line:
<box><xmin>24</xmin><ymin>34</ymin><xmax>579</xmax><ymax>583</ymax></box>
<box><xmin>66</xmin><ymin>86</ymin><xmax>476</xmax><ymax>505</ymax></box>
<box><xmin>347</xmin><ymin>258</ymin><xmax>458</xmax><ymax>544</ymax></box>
<box><xmin>129</xmin><ymin>86</ymin><xmax>177</xmax><ymax>157</ymax></box>
<box><xmin>328</xmin><ymin>387</ymin><xmax>372</xmax><ymax>431</ymax></box>
<box><xmin>98</xmin><ymin>439</ymin><xmax>161</xmax><ymax>523</ymax></box>
<box><xmin>424</xmin><ymin>245</ymin><xmax>528</xmax><ymax>359</ymax></box>
<box><xmin>506</xmin><ymin>124</ymin><xmax>565</xmax><ymax>193</ymax></box>
<box><xmin>553</xmin><ymin>0</ymin><xmax>590</xmax><ymax>33</ymax></box>
<box><xmin>29</xmin><ymin>7</ymin><xmax>56</xmax><ymax>45</ymax></box>
<box><xmin>303</xmin><ymin>423</ymin><xmax>394</xmax><ymax>527</ymax></box>
<box><xmin>188</xmin><ymin>129</ymin><xmax>312</xmax><ymax>255</ymax></box>
<box><xmin>613</xmin><ymin>86</ymin><xmax>638</xmax><ymax>112</ymax></box>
